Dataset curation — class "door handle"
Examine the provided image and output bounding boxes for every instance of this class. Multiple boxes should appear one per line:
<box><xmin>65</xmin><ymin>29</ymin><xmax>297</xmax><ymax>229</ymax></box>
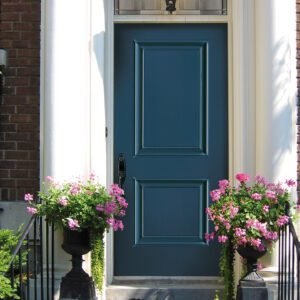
<box><xmin>118</xmin><ymin>153</ymin><xmax>126</xmax><ymax>188</ymax></box>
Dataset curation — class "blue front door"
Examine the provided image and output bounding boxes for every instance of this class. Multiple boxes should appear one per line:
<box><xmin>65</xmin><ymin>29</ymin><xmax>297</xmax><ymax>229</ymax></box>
<box><xmin>114</xmin><ymin>24</ymin><xmax>228</xmax><ymax>276</ymax></box>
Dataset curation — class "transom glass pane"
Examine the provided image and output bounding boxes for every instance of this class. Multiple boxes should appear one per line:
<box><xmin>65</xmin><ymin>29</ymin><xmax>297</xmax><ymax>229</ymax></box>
<box><xmin>115</xmin><ymin>0</ymin><xmax>227</xmax><ymax>15</ymax></box>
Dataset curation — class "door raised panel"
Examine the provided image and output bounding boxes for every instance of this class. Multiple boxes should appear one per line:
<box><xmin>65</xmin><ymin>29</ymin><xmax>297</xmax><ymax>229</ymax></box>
<box><xmin>135</xmin><ymin>41</ymin><xmax>208</xmax><ymax>156</ymax></box>
<box><xmin>134</xmin><ymin>179</ymin><xmax>208</xmax><ymax>245</ymax></box>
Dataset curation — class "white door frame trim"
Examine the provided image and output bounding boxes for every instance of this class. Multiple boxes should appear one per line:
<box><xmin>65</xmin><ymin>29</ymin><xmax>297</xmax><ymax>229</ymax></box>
<box><xmin>103</xmin><ymin>0</ymin><xmax>251</xmax><ymax>285</ymax></box>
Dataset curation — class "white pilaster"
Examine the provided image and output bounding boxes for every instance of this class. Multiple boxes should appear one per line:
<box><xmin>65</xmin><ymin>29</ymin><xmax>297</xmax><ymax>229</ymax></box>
<box><xmin>255</xmin><ymin>0</ymin><xmax>297</xmax><ymax>275</ymax></box>
<box><xmin>255</xmin><ymin>0</ymin><xmax>297</xmax><ymax>183</ymax></box>
<box><xmin>40</xmin><ymin>0</ymin><xmax>107</xmax><ymax>281</ymax></box>
<box><xmin>231</xmin><ymin>0</ymin><xmax>256</xmax><ymax>180</ymax></box>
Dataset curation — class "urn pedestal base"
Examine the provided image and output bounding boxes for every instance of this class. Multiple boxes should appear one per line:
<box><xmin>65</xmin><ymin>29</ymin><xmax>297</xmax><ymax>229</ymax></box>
<box><xmin>236</xmin><ymin>280</ymin><xmax>268</xmax><ymax>300</ymax></box>
<box><xmin>237</xmin><ymin>243</ymin><xmax>268</xmax><ymax>300</ymax></box>
<box><xmin>59</xmin><ymin>229</ymin><xmax>96</xmax><ymax>300</ymax></box>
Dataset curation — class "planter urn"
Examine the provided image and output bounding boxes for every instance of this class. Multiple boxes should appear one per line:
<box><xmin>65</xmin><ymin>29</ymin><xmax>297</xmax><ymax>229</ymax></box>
<box><xmin>59</xmin><ymin>228</ymin><xmax>96</xmax><ymax>300</ymax></box>
<box><xmin>236</xmin><ymin>242</ymin><xmax>268</xmax><ymax>300</ymax></box>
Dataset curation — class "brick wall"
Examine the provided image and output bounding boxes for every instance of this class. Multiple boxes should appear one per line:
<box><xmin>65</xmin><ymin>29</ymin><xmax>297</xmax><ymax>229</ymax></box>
<box><xmin>0</xmin><ymin>0</ymin><xmax>40</xmax><ymax>201</ymax></box>
<box><xmin>297</xmin><ymin>0</ymin><xmax>300</xmax><ymax>200</ymax></box>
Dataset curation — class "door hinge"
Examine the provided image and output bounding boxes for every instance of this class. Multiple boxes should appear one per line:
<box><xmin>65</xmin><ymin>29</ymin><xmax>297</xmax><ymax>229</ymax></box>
<box><xmin>105</xmin><ymin>127</ymin><xmax>108</xmax><ymax>138</ymax></box>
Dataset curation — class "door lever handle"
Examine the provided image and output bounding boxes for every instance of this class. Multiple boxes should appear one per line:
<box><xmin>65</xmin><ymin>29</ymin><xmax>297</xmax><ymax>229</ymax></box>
<box><xmin>118</xmin><ymin>153</ymin><xmax>126</xmax><ymax>188</ymax></box>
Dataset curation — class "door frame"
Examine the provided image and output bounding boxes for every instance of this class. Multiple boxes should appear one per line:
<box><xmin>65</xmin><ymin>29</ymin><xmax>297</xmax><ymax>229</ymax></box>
<box><xmin>103</xmin><ymin>0</ymin><xmax>257</xmax><ymax>284</ymax></box>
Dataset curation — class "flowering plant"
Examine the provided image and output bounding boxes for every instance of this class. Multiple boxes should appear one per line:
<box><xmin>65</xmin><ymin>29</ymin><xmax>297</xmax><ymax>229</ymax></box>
<box><xmin>206</xmin><ymin>173</ymin><xmax>296</xmax><ymax>300</ymax></box>
<box><xmin>205</xmin><ymin>173</ymin><xmax>295</xmax><ymax>251</ymax></box>
<box><xmin>24</xmin><ymin>174</ymin><xmax>128</xmax><ymax>233</ymax></box>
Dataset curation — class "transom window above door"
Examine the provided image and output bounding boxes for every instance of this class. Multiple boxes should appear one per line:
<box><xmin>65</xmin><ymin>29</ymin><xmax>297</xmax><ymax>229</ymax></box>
<box><xmin>114</xmin><ymin>0</ymin><xmax>227</xmax><ymax>15</ymax></box>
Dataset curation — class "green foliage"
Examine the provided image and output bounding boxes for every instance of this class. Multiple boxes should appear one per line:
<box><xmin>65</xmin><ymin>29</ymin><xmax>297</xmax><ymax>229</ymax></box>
<box><xmin>213</xmin><ymin>290</ymin><xmax>220</xmax><ymax>300</ymax></box>
<box><xmin>91</xmin><ymin>231</ymin><xmax>105</xmax><ymax>291</ymax></box>
<box><xmin>219</xmin><ymin>239</ymin><xmax>235</xmax><ymax>300</ymax></box>
<box><xmin>26</xmin><ymin>176</ymin><xmax>127</xmax><ymax>233</ymax></box>
<box><xmin>0</xmin><ymin>228</ymin><xmax>24</xmax><ymax>299</ymax></box>
<box><xmin>207</xmin><ymin>175</ymin><xmax>295</xmax><ymax>250</ymax></box>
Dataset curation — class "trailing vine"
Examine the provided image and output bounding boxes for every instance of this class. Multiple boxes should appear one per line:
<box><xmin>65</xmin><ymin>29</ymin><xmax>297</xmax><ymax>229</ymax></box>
<box><xmin>219</xmin><ymin>238</ymin><xmax>235</xmax><ymax>300</ymax></box>
<box><xmin>91</xmin><ymin>232</ymin><xmax>105</xmax><ymax>292</ymax></box>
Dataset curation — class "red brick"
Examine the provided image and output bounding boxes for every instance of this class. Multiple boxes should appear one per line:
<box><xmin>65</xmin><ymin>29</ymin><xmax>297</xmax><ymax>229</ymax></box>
<box><xmin>5</xmin><ymin>151</ymin><xmax>29</xmax><ymax>160</ymax></box>
<box><xmin>17</xmin><ymin>86</ymin><xmax>39</xmax><ymax>95</ymax></box>
<box><xmin>0</xmin><ymin>179</ymin><xmax>16</xmax><ymax>188</ymax></box>
<box><xmin>0</xmin><ymin>142</ymin><xmax>17</xmax><ymax>150</ymax></box>
<box><xmin>16</xmin><ymin>179</ymin><xmax>38</xmax><ymax>188</ymax></box>
<box><xmin>17</xmin><ymin>67</ymin><xmax>39</xmax><ymax>76</ymax></box>
<box><xmin>10</xmin><ymin>170</ymin><xmax>29</xmax><ymax>178</ymax></box>
<box><xmin>0</xmin><ymin>170</ymin><xmax>10</xmax><ymax>178</ymax></box>
<box><xmin>5</xmin><ymin>132</ymin><xmax>31</xmax><ymax>141</ymax></box>
<box><xmin>10</xmin><ymin>114</ymin><xmax>32</xmax><ymax>123</ymax></box>
<box><xmin>17</xmin><ymin>160</ymin><xmax>38</xmax><ymax>170</ymax></box>
<box><xmin>1</xmin><ymin>13</ymin><xmax>21</xmax><ymax>22</ymax></box>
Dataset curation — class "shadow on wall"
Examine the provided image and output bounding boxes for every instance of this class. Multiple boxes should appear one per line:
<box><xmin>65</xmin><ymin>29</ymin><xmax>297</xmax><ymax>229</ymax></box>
<box><xmin>256</xmin><ymin>0</ymin><xmax>297</xmax><ymax>180</ymax></box>
<box><xmin>270</xmin><ymin>36</ymin><xmax>296</xmax><ymax>177</ymax></box>
<box><xmin>93</xmin><ymin>31</ymin><xmax>105</xmax><ymax>80</ymax></box>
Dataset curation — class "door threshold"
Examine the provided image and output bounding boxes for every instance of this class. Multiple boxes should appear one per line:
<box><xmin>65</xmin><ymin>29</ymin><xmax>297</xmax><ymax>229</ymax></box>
<box><xmin>112</xmin><ymin>276</ymin><xmax>222</xmax><ymax>286</ymax></box>
<box><xmin>106</xmin><ymin>277</ymin><xmax>224</xmax><ymax>300</ymax></box>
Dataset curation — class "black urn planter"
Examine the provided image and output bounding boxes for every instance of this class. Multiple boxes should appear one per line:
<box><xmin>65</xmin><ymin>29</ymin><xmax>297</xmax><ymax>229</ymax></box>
<box><xmin>236</xmin><ymin>242</ymin><xmax>268</xmax><ymax>300</ymax></box>
<box><xmin>59</xmin><ymin>228</ymin><xmax>96</xmax><ymax>300</ymax></box>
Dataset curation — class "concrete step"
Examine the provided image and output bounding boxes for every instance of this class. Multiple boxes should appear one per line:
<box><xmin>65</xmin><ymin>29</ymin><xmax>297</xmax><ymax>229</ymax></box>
<box><xmin>106</xmin><ymin>277</ymin><xmax>224</xmax><ymax>300</ymax></box>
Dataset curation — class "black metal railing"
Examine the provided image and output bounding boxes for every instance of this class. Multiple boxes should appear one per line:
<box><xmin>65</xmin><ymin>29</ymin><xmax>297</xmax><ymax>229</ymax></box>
<box><xmin>5</xmin><ymin>215</ymin><xmax>55</xmax><ymax>300</ymax></box>
<box><xmin>278</xmin><ymin>211</ymin><xmax>300</xmax><ymax>299</ymax></box>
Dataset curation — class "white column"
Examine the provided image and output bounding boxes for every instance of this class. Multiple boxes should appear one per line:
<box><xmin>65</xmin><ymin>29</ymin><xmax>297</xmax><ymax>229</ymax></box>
<box><xmin>255</xmin><ymin>0</ymin><xmax>297</xmax><ymax>277</ymax></box>
<box><xmin>255</xmin><ymin>0</ymin><xmax>297</xmax><ymax>183</ymax></box>
<box><xmin>40</xmin><ymin>0</ymin><xmax>107</xmax><ymax>289</ymax></box>
<box><xmin>231</xmin><ymin>0</ymin><xmax>256</xmax><ymax>180</ymax></box>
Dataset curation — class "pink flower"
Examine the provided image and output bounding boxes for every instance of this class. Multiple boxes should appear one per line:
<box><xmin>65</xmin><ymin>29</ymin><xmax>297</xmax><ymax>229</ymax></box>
<box><xmin>215</xmin><ymin>225</ymin><xmax>219</xmax><ymax>231</ymax></box>
<box><xmin>236</xmin><ymin>173</ymin><xmax>250</xmax><ymax>183</ymax></box>
<box><xmin>110</xmin><ymin>184</ymin><xmax>124</xmax><ymax>197</ymax></box>
<box><xmin>251</xmin><ymin>193</ymin><xmax>262</xmax><ymax>201</ymax></box>
<box><xmin>70</xmin><ymin>184</ymin><xmax>81</xmax><ymax>195</ymax></box>
<box><xmin>104</xmin><ymin>201</ymin><xmax>117</xmax><ymax>214</ymax></box>
<box><xmin>264</xmin><ymin>231</ymin><xmax>278</xmax><ymax>241</ymax></box>
<box><xmin>57</xmin><ymin>196</ymin><xmax>68</xmax><ymax>206</ymax></box>
<box><xmin>265</xmin><ymin>190</ymin><xmax>276</xmax><ymax>199</ymax></box>
<box><xmin>230</xmin><ymin>206</ymin><xmax>239</xmax><ymax>218</ymax></box>
<box><xmin>27</xmin><ymin>207</ymin><xmax>37</xmax><ymax>215</ymax></box>
<box><xmin>210</xmin><ymin>189</ymin><xmax>221</xmax><ymax>202</ymax></box>
<box><xmin>218</xmin><ymin>180</ymin><xmax>229</xmax><ymax>189</ymax></box>
<box><xmin>246</xmin><ymin>219</ymin><xmax>254</xmax><ymax>228</ymax></box>
<box><xmin>96</xmin><ymin>204</ymin><xmax>104</xmax><ymax>211</ymax></box>
<box><xmin>223</xmin><ymin>220</ymin><xmax>231</xmax><ymax>231</ymax></box>
<box><xmin>263</xmin><ymin>205</ymin><xmax>269</xmax><ymax>213</ymax></box>
<box><xmin>89</xmin><ymin>172</ymin><xmax>96</xmax><ymax>180</ymax></box>
<box><xmin>237</xmin><ymin>236</ymin><xmax>247</xmax><ymax>245</ymax></box>
<box><xmin>254</xmin><ymin>175</ymin><xmax>268</xmax><ymax>185</ymax></box>
<box><xmin>235</xmin><ymin>228</ymin><xmax>246</xmax><ymax>237</ymax></box>
<box><xmin>24</xmin><ymin>193</ymin><xmax>34</xmax><ymax>202</ymax></box>
<box><xmin>67</xmin><ymin>218</ymin><xmax>80</xmax><ymax>230</ymax></box>
<box><xmin>46</xmin><ymin>176</ymin><xmax>54</xmax><ymax>182</ymax></box>
<box><xmin>117</xmin><ymin>197</ymin><xmax>128</xmax><ymax>208</ymax></box>
<box><xmin>218</xmin><ymin>235</ymin><xmax>228</xmax><ymax>244</ymax></box>
<box><xmin>286</xmin><ymin>179</ymin><xmax>296</xmax><ymax>187</ymax></box>
<box><xmin>250</xmin><ymin>238</ymin><xmax>262</xmax><ymax>248</ymax></box>
<box><xmin>106</xmin><ymin>217</ymin><xmax>115</xmax><ymax>226</ymax></box>
<box><xmin>277</xmin><ymin>215</ymin><xmax>289</xmax><ymax>226</ymax></box>
<box><xmin>116</xmin><ymin>220</ymin><xmax>124</xmax><ymax>231</ymax></box>
<box><xmin>119</xmin><ymin>210</ymin><xmax>126</xmax><ymax>216</ymax></box>
<box><xmin>205</xmin><ymin>232</ymin><xmax>215</xmax><ymax>241</ymax></box>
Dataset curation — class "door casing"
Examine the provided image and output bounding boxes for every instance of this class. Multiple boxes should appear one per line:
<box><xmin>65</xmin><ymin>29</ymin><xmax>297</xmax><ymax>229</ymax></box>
<box><xmin>104</xmin><ymin>0</ymin><xmax>248</xmax><ymax>284</ymax></box>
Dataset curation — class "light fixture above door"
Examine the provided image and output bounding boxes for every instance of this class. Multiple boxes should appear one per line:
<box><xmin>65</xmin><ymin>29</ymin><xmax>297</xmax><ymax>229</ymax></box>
<box><xmin>114</xmin><ymin>0</ymin><xmax>227</xmax><ymax>15</ymax></box>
